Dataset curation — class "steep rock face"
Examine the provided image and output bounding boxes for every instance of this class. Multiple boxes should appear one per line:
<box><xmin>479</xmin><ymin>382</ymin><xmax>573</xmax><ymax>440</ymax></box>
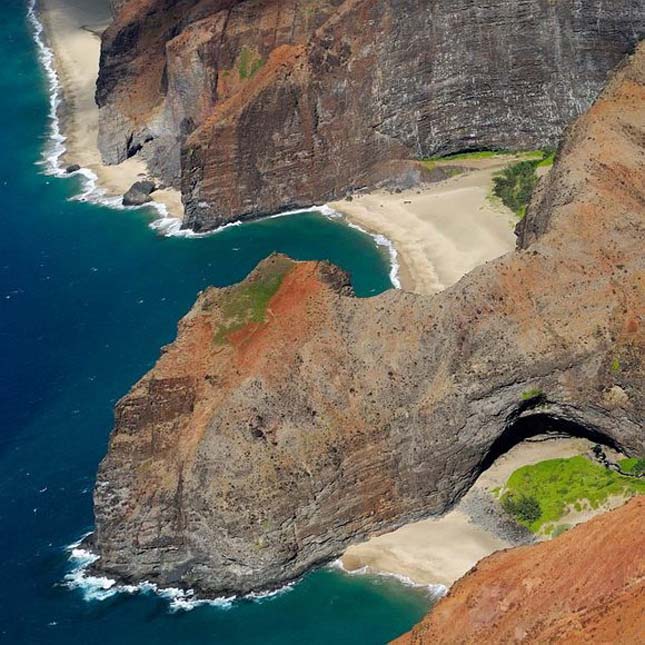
<box><xmin>97</xmin><ymin>0</ymin><xmax>344</xmax><ymax>185</ymax></box>
<box><xmin>394</xmin><ymin>497</ymin><xmax>645</xmax><ymax>644</ymax></box>
<box><xmin>91</xmin><ymin>45</ymin><xmax>645</xmax><ymax>596</ymax></box>
<box><xmin>97</xmin><ymin>0</ymin><xmax>645</xmax><ymax>229</ymax></box>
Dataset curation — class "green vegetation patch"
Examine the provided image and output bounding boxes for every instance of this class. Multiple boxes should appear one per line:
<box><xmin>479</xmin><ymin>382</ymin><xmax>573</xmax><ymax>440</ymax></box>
<box><xmin>492</xmin><ymin>150</ymin><xmax>554</xmax><ymax>219</ymax></box>
<box><xmin>421</xmin><ymin>149</ymin><xmax>546</xmax><ymax>168</ymax></box>
<box><xmin>536</xmin><ymin>150</ymin><xmax>556</xmax><ymax>168</ymax></box>
<box><xmin>620</xmin><ymin>457</ymin><xmax>645</xmax><ymax>475</ymax></box>
<box><xmin>500</xmin><ymin>455</ymin><xmax>645</xmax><ymax>533</ymax></box>
<box><xmin>213</xmin><ymin>258</ymin><xmax>292</xmax><ymax>345</ymax></box>
<box><xmin>521</xmin><ymin>388</ymin><xmax>543</xmax><ymax>401</ymax></box>
<box><xmin>238</xmin><ymin>46</ymin><xmax>264</xmax><ymax>80</ymax></box>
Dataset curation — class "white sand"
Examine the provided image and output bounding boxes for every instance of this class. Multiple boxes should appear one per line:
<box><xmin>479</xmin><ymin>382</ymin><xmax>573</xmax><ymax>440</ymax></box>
<box><xmin>341</xmin><ymin>437</ymin><xmax>607</xmax><ymax>588</ymax></box>
<box><xmin>343</xmin><ymin>510</ymin><xmax>507</xmax><ymax>588</ymax></box>
<box><xmin>329</xmin><ymin>159</ymin><xmax>521</xmax><ymax>294</ymax></box>
<box><xmin>38</xmin><ymin>0</ymin><xmax>184</xmax><ymax>217</ymax></box>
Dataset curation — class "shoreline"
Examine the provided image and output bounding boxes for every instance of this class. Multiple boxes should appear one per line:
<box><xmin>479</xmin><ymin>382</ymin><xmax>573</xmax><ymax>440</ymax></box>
<box><xmin>329</xmin><ymin>159</ymin><xmax>521</xmax><ymax>295</ymax></box>
<box><xmin>31</xmin><ymin>0</ymin><xmax>516</xmax><ymax>297</ymax></box>
<box><xmin>30</xmin><ymin>0</ymin><xmax>518</xmax><ymax>296</ymax></box>
<box><xmin>31</xmin><ymin>0</ymin><xmax>184</xmax><ymax>220</ymax></box>
<box><xmin>28</xmin><ymin>0</ymin><xmax>404</xmax><ymax>288</ymax></box>
<box><xmin>340</xmin><ymin>436</ymin><xmax>613</xmax><ymax>588</ymax></box>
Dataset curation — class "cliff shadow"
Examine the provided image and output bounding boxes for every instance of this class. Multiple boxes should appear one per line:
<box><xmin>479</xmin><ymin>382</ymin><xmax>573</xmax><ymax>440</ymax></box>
<box><xmin>479</xmin><ymin>412</ymin><xmax>622</xmax><ymax>474</ymax></box>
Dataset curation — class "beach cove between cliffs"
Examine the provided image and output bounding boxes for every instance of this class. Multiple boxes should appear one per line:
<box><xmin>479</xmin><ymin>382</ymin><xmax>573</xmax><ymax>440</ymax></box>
<box><xmin>18</xmin><ymin>0</ymin><xmax>640</xmax><ymax>636</ymax></box>
<box><xmin>33</xmin><ymin>0</ymin><xmax>520</xmax><ymax>296</ymax></box>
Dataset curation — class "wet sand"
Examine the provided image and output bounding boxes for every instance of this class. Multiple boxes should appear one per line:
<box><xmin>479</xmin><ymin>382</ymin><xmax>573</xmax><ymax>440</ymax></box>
<box><xmin>341</xmin><ymin>436</ymin><xmax>608</xmax><ymax>588</ymax></box>
<box><xmin>38</xmin><ymin>0</ymin><xmax>184</xmax><ymax>217</ymax></box>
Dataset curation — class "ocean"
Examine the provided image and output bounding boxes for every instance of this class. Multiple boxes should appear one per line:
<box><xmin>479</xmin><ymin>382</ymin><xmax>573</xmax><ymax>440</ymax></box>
<box><xmin>0</xmin><ymin>1</ymin><xmax>438</xmax><ymax>642</ymax></box>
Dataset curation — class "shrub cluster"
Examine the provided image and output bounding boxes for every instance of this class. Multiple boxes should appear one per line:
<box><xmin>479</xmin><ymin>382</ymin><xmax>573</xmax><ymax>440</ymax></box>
<box><xmin>502</xmin><ymin>493</ymin><xmax>542</xmax><ymax>523</ymax></box>
<box><xmin>492</xmin><ymin>160</ymin><xmax>540</xmax><ymax>218</ymax></box>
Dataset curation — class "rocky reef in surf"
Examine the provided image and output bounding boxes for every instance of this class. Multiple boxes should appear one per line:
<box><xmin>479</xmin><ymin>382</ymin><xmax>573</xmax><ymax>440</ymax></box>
<box><xmin>394</xmin><ymin>497</ymin><xmax>645</xmax><ymax>644</ymax></box>
<box><xmin>90</xmin><ymin>45</ymin><xmax>644</xmax><ymax>596</ymax></box>
<box><xmin>97</xmin><ymin>0</ymin><xmax>645</xmax><ymax>230</ymax></box>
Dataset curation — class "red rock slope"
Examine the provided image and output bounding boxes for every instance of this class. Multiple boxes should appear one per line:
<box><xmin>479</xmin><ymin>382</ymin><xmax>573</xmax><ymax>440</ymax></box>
<box><xmin>394</xmin><ymin>496</ymin><xmax>645</xmax><ymax>644</ymax></box>
<box><xmin>89</xmin><ymin>44</ymin><xmax>644</xmax><ymax>597</ymax></box>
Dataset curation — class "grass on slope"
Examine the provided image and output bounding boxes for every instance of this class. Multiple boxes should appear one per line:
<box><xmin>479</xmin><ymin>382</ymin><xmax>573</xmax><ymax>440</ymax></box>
<box><xmin>213</xmin><ymin>258</ymin><xmax>292</xmax><ymax>344</ymax></box>
<box><xmin>620</xmin><ymin>457</ymin><xmax>645</xmax><ymax>475</ymax></box>
<box><xmin>421</xmin><ymin>149</ymin><xmax>547</xmax><ymax>167</ymax></box>
<box><xmin>498</xmin><ymin>455</ymin><xmax>645</xmax><ymax>535</ymax></box>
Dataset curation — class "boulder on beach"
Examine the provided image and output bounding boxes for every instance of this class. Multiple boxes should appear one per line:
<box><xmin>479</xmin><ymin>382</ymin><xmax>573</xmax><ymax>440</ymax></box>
<box><xmin>65</xmin><ymin>164</ymin><xmax>81</xmax><ymax>173</ymax></box>
<box><xmin>122</xmin><ymin>180</ymin><xmax>156</xmax><ymax>206</ymax></box>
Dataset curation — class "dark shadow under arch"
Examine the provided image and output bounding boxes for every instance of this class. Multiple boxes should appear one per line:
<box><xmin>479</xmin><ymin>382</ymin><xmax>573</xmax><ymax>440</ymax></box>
<box><xmin>479</xmin><ymin>412</ymin><xmax>621</xmax><ymax>474</ymax></box>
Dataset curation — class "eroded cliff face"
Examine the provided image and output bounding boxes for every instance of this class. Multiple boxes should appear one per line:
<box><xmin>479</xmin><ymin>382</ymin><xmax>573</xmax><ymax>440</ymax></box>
<box><xmin>97</xmin><ymin>0</ymin><xmax>645</xmax><ymax>229</ymax></box>
<box><xmin>394</xmin><ymin>497</ymin><xmax>645</xmax><ymax>644</ymax></box>
<box><xmin>91</xmin><ymin>45</ymin><xmax>644</xmax><ymax>596</ymax></box>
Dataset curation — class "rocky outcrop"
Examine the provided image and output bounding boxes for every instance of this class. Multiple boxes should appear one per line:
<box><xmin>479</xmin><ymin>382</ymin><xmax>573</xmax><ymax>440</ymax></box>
<box><xmin>96</xmin><ymin>0</ymin><xmax>645</xmax><ymax>230</ymax></box>
<box><xmin>122</xmin><ymin>179</ymin><xmax>156</xmax><ymax>206</ymax></box>
<box><xmin>394</xmin><ymin>497</ymin><xmax>645</xmax><ymax>644</ymax></box>
<box><xmin>90</xmin><ymin>44</ymin><xmax>644</xmax><ymax>597</ymax></box>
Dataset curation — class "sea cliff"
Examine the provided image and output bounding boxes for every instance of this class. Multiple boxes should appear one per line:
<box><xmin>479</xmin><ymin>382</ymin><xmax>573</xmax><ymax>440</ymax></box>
<box><xmin>90</xmin><ymin>43</ymin><xmax>645</xmax><ymax>596</ymax></box>
<box><xmin>98</xmin><ymin>0</ymin><xmax>645</xmax><ymax>230</ymax></box>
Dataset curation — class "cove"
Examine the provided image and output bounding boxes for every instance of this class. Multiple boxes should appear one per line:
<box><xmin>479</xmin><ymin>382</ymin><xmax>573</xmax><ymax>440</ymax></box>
<box><xmin>0</xmin><ymin>0</ymin><xmax>436</xmax><ymax>642</ymax></box>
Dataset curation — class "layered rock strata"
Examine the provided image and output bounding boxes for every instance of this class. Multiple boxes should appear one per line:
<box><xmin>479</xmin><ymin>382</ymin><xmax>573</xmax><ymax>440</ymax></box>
<box><xmin>394</xmin><ymin>497</ymin><xmax>645</xmax><ymax>644</ymax></box>
<box><xmin>96</xmin><ymin>0</ymin><xmax>645</xmax><ymax>229</ymax></box>
<box><xmin>91</xmin><ymin>44</ymin><xmax>645</xmax><ymax>596</ymax></box>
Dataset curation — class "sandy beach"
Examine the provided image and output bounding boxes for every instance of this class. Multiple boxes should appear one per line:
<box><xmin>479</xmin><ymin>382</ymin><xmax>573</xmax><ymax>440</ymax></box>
<box><xmin>37</xmin><ymin>0</ymin><xmax>519</xmax><ymax>288</ymax></box>
<box><xmin>330</xmin><ymin>158</ymin><xmax>520</xmax><ymax>294</ymax></box>
<box><xmin>341</xmin><ymin>436</ymin><xmax>606</xmax><ymax>588</ymax></box>
<box><xmin>37</xmin><ymin>0</ymin><xmax>184</xmax><ymax>217</ymax></box>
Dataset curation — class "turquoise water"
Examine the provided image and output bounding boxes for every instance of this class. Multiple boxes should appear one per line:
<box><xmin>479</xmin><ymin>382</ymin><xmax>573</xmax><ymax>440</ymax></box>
<box><xmin>0</xmin><ymin>1</ymin><xmax>435</xmax><ymax>642</ymax></box>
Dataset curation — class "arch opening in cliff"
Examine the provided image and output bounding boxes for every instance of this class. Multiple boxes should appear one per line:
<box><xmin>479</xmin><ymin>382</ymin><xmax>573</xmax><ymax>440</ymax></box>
<box><xmin>479</xmin><ymin>413</ymin><xmax>622</xmax><ymax>475</ymax></box>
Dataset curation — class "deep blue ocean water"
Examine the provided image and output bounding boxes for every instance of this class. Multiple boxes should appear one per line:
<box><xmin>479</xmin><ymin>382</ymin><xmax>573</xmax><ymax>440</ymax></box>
<box><xmin>0</xmin><ymin>1</ymin><xmax>436</xmax><ymax>642</ymax></box>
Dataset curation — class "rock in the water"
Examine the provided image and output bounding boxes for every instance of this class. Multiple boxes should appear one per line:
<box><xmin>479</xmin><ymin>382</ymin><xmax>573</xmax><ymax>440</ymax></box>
<box><xmin>65</xmin><ymin>164</ymin><xmax>81</xmax><ymax>173</ymax></box>
<box><xmin>91</xmin><ymin>46</ymin><xmax>645</xmax><ymax>598</ymax></box>
<box><xmin>122</xmin><ymin>180</ymin><xmax>156</xmax><ymax>206</ymax></box>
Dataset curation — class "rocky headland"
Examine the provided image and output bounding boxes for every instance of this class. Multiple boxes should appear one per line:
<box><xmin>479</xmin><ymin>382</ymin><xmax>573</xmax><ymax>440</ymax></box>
<box><xmin>97</xmin><ymin>0</ymin><xmax>645</xmax><ymax>230</ymax></box>
<box><xmin>394</xmin><ymin>496</ymin><xmax>645</xmax><ymax>644</ymax></box>
<box><xmin>90</xmin><ymin>43</ymin><xmax>644</xmax><ymax>597</ymax></box>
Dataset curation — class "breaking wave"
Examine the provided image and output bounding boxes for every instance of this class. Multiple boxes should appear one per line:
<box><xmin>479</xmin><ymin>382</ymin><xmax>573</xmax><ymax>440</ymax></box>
<box><xmin>27</xmin><ymin>0</ymin><xmax>400</xmax><ymax>289</ymax></box>
<box><xmin>64</xmin><ymin>535</ymin><xmax>293</xmax><ymax>612</ymax></box>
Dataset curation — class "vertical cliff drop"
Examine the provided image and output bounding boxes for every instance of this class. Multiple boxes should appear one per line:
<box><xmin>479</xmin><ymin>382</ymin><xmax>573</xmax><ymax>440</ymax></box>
<box><xmin>90</xmin><ymin>43</ymin><xmax>644</xmax><ymax>596</ymax></box>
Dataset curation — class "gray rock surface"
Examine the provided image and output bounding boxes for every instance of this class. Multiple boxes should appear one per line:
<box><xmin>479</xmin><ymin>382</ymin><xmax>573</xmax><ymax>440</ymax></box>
<box><xmin>91</xmin><ymin>48</ymin><xmax>645</xmax><ymax>597</ymax></box>
<box><xmin>122</xmin><ymin>180</ymin><xmax>156</xmax><ymax>206</ymax></box>
<box><xmin>96</xmin><ymin>0</ymin><xmax>645</xmax><ymax>230</ymax></box>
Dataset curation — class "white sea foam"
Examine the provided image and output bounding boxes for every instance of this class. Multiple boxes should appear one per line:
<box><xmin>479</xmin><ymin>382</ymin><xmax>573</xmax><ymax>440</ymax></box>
<box><xmin>26</xmin><ymin>1</ymin><xmax>170</xmax><ymax>216</ymax></box>
<box><xmin>329</xmin><ymin>559</ymin><xmax>447</xmax><ymax>600</ymax></box>
<box><xmin>64</xmin><ymin>534</ymin><xmax>294</xmax><ymax>612</ymax></box>
<box><xmin>265</xmin><ymin>203</ymin><xmax>402</xmax><ymax>289</ymax></box>
<box><xmin>27</xmin><ymin>2</ymin><xmax>401</xmax><ymax>288</ymax></box>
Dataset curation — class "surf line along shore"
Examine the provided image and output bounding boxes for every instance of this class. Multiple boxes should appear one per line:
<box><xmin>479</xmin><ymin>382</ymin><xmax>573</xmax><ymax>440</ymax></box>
<box><xmin>32</xmin><ymin>0</ymin><xmax>184</xmax><ymax>218</ymax></box>
<box><xmin>34</xmin><ymin>0</ymin><xmax>520</xmax><ymax>295</ymax></box>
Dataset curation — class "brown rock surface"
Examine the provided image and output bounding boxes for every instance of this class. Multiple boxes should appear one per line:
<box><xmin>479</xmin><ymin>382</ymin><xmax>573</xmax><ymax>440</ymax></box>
<box><xmin>96</xmin><ymin>0</ymin><xmax>645</xmax><ymax>229</ymax></box>
<box><xmin>91</xmin><ymin>45</ymin><xmax>645</xmax><ymax>596</ymax></box>
<box><xmin>393</xmin><ymin>496</ymin><xmax>645</xmax><ymax>644</ymax></box>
